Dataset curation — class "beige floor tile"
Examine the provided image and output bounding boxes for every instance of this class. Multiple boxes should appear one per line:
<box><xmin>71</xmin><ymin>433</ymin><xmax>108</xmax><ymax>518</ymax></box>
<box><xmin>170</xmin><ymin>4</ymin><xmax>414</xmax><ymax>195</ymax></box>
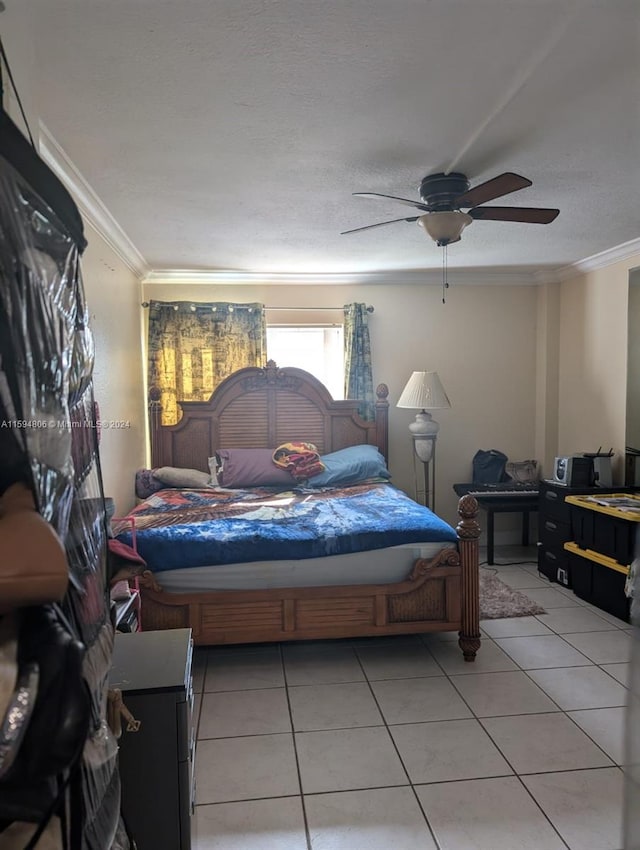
<box><xmin>196</xmin><ymin>734</ymin><xmax>299</xmax><ymax>803</ymax></box>
<box><xmin>193</xmin><ymin>797</ymin><xmax>307</xmax><ymax>850</ymax></box>
<box><xmin>305</xmin><ymin>787</ymin><xmax>437</xmax><ymax>850</ymax></box>
<box><xmin>537</xmin><ymin>607</ymin><xmax>619</xmax><ymax>634</ymax></box>
<box><xmin>450</xmin><ymin>670</ymin><xmax>559</xmax><ymax>716</ymax></box>
<box><xmin>568</xmin><ymin>707</ymin><xmax>626</xmax><ymax>764</ymax></box>
<box><xmin>289</xmin><ymin>682</ymin><xmax>383</xmax><ymax>731</ymax></box>
<box><xmin>521</xmin><ymin>587</ymin><xmax>583</xmax><ymax>608</ymax></box>
<box><xmin>355</xmin><ymin>643</ymin><xmax>443</xmax><ymax>680</ymax></box>
<box><xmin>579</xmin><ymin>602</ymin><xmax>631</xmax><ymax>628</ymax></box>
<box><xmin>480</xmin><ymin>712</ymin><xmax>613</xmax><ymax>773</ymax></box>
<box><xmin>370</xmin><ymin>676</ymin><xmax>472</xmax><ymax>724</ymax></box>
<box><xmin>601</xmin><ymin>662</ymin><xmax>630</xmax><ymax>687</ymax></box>
<box><xmin>527</xmin><ymin>666</ymin><xmax>628</xmax><ymax>710</ymax></box>
<box><xmin>283</xmin><ymin>647</ymin><xmax>365</xmax><ymax>686</ymax></box>
<box><xmin>427</xmin><ymin>637</ymin><xmax>518</xmax><ymax>675</ymax></box>
<box><xmin>295</xmin><ymin>726</ymin><xmax>408</xmax><ymax>793</ymax></box>
<box><xmin>391</xmin><ymin>718</ymin><xmax>512</xmax><ymax>783</ymax></box>
<box><xmin>494</xmin><ymin>634</ymin><xmax>593</xmax><ymax>669</ymax></box>
<box><xmin>205</xmin><ymin>651</ymin><xmax>285</xmax><ymax>692</ymax></box>
<box><xmin>522</xmin><ymin>767</ymin><xmax>624</xmax><ymax>850</ymax></box>
<box><xmin>199</xmin><ymin>688</ymin><xmax>291</xmax><ymax>739</ymax></box>
<box><xmin>491</xmin><ymin>569</ymin><xmax>550</xmax><ymax>590</ymax></box>
<box><xmin>415</xmin><ymin>776</ymin><xmax>566</xmax><ymax>850</ymax></box>
<box><xmin>480</xmin><ymin>616</ymin><xmax>554</xmax><ymax>639</ymax></box>
<box><xmin>562</xmin><ymin>630</ymin><xmax>633</xmax><ymax>664</ymax></box>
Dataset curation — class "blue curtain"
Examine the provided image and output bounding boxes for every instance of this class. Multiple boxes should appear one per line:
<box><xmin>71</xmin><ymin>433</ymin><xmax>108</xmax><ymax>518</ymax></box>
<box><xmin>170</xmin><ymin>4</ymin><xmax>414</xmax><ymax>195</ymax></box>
<box><xmin>344</xmin><ymin>303</ymin><xmax>375</xmax><ymax>421</ymax></box>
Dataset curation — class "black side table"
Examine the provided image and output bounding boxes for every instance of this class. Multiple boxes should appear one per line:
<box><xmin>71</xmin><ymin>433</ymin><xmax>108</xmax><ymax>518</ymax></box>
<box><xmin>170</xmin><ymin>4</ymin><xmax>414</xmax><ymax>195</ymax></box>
<box><xmin>453</xmin><ymin>483</ymin><xmax>539</xmax><ymax>565</ymax></box>
<box><xmin>109</xmin><ymin>628</ymin><xmax>194</xmax><ymax>850</ymax></box>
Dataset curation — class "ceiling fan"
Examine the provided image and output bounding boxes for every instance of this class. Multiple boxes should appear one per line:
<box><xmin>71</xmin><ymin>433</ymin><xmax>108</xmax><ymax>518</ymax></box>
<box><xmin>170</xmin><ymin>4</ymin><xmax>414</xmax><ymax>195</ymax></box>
<box><xmin>341</xmin><ymin>171</ymin><xmax>560</xmax><ymax>246</ymax></box>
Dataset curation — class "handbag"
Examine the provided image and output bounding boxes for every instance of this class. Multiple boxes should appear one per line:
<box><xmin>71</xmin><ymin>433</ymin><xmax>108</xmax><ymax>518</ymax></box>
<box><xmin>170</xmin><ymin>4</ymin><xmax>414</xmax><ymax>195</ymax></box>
<box><xmin>0</xmin><ymin>603</ymin><xmax>90</xmax><ymax>840</ymax></box>
<box><xmin>0</xmin><ymin>483</ymin><xmax>69</xmax><ymax>611</ymax></box>
<box><xmin>472</xmin><ymin>449</ymin><xmax>509</xmax><ymax>484</ymax></box>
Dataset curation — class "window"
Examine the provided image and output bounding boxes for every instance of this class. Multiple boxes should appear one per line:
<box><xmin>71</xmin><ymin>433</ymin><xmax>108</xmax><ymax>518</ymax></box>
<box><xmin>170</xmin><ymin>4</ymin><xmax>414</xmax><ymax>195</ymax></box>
<box><xmin>266</xmin><ymin>326</ymin><xmax>344</xmax><ymax>399</ymax></box>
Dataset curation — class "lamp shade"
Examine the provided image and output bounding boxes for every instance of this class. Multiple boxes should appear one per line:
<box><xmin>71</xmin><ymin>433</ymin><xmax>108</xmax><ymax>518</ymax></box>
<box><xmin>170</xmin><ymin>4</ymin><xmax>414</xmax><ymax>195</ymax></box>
<box><xmin>397</xmin><ymin>371</ymin><xmax>451</xmax><ymax>411</ymax></box>
<box><xmin>417</xmin><ymin>211</ymin><xmax>472</xmax><ymax>246</ymax></box>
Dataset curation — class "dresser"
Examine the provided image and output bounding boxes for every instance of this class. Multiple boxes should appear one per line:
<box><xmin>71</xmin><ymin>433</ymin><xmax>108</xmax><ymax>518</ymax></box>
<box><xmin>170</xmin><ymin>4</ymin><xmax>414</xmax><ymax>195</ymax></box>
<box><xmin>537</xmin><ymin>480</ymin><xmax>631</xmax><ymax>588</ymax></box>
<box><xmin>109</xmin><ymin>629</ymin><xmax>195</xmax><ymax>850</ymax></box>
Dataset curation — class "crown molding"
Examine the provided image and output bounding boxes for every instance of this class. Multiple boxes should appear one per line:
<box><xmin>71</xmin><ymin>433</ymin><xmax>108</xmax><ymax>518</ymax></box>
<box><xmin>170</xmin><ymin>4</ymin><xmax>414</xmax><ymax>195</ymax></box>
<box><xmin>142</xmin><ymin>267</ymin><xmax>541</xmax><ymax>286</ymax></box>
<box><xmin>535</xmin><ymin>236</ymin><xmax>640</xmax><ymax>283</ymax></box>
<box><xmin>38</xmin><ymin>122</ymin><xmax>148</xmax><ymax>278</ymax></box>
<box><xmin>33</xmin><ymin>123</ymin><xmax>640</xmax><ymax>286</ymax></box>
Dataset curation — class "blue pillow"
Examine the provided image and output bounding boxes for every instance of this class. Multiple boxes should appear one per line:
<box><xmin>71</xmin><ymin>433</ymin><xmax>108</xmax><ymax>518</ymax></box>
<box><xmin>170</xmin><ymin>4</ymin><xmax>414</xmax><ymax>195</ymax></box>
<box><xmin>308</xmin><ymin>445</ymin><xmax>391</xmax><ymax>487</ymax></box>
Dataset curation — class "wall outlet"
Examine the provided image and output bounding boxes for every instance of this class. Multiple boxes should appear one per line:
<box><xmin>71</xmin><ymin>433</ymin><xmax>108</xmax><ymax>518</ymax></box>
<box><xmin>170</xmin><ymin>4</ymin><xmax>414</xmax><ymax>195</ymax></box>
<box><xmin>557</xmin><ymin>567</ymin><xmax>569</xmax><ymax>586</ymax></box>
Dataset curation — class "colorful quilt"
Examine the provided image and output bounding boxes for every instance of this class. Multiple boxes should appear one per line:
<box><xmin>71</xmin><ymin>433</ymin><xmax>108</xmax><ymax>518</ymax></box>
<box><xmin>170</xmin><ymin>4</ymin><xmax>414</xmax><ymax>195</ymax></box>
<box><xmin>114</xmin><ymin>482</ymin><xmax>458</xmax><ymax>573</ymax></box>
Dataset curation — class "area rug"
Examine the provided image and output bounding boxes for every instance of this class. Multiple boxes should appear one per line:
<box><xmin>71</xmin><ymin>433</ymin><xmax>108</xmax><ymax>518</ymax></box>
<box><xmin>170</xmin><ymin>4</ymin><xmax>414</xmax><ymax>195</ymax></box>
<box><xmin>480</xmin><ymin>570</ymin><xmax>546</xmax><ymax>619</ymax></box>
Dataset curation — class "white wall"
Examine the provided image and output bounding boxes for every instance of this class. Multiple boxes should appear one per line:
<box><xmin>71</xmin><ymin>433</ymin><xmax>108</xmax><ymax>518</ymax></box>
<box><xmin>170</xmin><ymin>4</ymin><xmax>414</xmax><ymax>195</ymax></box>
<box><xmin>1</xmin><ymin>6</ymin><xmax>146</xmax><ymax>513</ymax></box>
<box><xmin>81</xmin><ymin>223</ymin><xmax>147</xmax><ymax>512</ymax></box>
<box><xmin>143</xmin><ymin>279</ymin><xmax>539</xmax><ymax>531</ymax></box>
<box><xmin>627</xmin><ymin>271</ymin><xmax>640</xmax><ymax>456</ymax></box>
<box><xmin>557</xmin><ymin>255</ymin><xmax>639</xmax><ymax>484</ymax></box>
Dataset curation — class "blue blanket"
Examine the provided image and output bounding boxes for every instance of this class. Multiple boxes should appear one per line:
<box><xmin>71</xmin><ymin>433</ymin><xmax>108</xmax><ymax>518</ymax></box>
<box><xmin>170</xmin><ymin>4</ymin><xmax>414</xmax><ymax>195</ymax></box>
<box><xmin>115</xmin><ymin>482</ymin><xmax>458</xmax><ymax>573</ymax></box>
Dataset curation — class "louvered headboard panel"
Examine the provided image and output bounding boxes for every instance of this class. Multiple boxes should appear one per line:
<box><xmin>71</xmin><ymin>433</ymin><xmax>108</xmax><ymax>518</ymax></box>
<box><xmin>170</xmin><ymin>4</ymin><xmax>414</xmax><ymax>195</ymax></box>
<box><xmin>149</xmin><ymin>361</ymin><xmax>389</xmax><ymax>470</ymax></box>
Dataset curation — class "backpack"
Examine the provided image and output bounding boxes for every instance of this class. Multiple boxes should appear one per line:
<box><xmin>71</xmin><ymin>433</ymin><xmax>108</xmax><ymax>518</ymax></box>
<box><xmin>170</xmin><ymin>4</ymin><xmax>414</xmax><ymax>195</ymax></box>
<box><xmin>472</xmin><ymin>449</ymin><xmax>509</xmax><ymax>484</ymax></box>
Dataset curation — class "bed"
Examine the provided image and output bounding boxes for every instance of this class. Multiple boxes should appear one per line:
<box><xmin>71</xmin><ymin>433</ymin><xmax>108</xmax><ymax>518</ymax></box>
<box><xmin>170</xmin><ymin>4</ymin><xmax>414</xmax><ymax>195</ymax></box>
<box><xmin>121</xmin><ymin>361</ymin><xmax>481</xmax><ymax>660</ymax></box>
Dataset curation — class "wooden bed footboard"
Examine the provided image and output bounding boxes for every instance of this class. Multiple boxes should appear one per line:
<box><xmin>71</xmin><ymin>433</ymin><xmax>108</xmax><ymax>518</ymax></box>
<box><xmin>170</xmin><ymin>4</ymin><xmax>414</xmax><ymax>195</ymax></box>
<box><xmin>137</xmin><ymin>495</ymin><xmax>481</xmax><ymax>660</ymax></box>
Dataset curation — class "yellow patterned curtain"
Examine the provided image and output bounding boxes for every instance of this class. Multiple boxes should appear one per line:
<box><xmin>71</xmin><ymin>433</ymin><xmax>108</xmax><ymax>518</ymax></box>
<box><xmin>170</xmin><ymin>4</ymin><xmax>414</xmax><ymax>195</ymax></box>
<box><xmin>148</xmin><ymin>301</ymin><xmax>267</xmax><ymax>425</ymax></box>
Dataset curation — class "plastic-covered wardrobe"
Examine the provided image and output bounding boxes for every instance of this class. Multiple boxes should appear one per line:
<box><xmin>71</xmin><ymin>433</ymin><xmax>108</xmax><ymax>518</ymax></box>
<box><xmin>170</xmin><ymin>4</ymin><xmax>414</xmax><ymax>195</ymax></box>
<box><xmin>0</xmin><ymin>106</ymin><xmax>128</xmax><ymax>849</ymax></box>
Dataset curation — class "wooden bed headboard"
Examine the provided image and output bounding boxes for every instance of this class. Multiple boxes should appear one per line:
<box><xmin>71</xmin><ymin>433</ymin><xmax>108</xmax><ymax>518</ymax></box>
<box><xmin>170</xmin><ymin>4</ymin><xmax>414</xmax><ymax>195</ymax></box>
<box><xmin>149</xmin><ymin>360</ymin><xmax>389</xmax><ymax>471</ymax></box>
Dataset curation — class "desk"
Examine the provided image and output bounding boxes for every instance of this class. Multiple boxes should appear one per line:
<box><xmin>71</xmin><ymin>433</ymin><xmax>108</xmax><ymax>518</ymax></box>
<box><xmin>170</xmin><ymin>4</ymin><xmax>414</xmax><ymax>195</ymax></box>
<box><xmin>453</xmin><ymin>484</ymin><xmax>539</xmax><ymax>565</ymax></box>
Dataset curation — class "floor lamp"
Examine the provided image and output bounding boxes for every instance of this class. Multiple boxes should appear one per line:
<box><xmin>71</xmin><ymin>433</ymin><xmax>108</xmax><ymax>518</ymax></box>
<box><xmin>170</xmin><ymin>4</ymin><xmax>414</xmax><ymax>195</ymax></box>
<box><xmin>397</xmin><ymin>371</ymin><xmax>451</xmax><ymax>510</ymax></box>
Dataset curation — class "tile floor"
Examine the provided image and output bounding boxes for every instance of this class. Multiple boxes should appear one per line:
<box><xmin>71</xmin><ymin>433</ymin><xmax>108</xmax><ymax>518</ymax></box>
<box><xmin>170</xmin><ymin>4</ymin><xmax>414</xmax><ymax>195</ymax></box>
<box><xmin>190</xmin><ymin>547</ymin><xmax>634</xmax><ymax>850</ymax></box>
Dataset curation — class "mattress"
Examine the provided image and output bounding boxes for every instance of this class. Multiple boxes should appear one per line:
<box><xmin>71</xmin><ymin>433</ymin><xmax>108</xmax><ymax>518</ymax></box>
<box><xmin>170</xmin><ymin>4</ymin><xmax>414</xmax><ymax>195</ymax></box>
<box><xmin>115</xmin><ymin>481</ymin><xmax>458</xmax><ymax>573</ymax></box>
<box><xmin>156</xmin><ymin>540</ymin><xmax>449</xmax><ymax>592</ymax></box>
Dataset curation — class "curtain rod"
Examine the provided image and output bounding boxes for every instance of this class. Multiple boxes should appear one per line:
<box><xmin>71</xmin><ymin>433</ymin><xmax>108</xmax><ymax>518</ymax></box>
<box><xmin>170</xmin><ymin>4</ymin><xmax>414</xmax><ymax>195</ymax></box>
<box><xmin>141</xmin><ymin>302</ymin><xmax>374</xmax><ymax>313</ymax></box>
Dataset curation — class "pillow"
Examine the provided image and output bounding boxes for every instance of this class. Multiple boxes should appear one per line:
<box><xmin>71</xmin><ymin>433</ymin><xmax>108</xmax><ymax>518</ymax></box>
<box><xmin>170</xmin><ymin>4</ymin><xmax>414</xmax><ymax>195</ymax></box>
<box><xmin>135</xmin><ymin>468</ymin><xmax>166</xmax><ymax>500</ymax></box>
<box><xmin>153</xmin><ymin>466</ymin><xmax>214</xmax><ymax>489</ymax></box>
<box><xmin>216</xmin><ymin>448</ymin><xmax>295</xmax><ymax>488</ymax></box>
<box><xmin>308</xmin><ymin>444</ymin><xmax>391</xmax><ymax>488</ymax></box>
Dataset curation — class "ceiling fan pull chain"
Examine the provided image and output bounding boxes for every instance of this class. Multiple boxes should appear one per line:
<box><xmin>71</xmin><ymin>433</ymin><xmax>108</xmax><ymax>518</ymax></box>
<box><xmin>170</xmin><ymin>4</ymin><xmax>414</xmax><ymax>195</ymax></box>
<box><xmin>442</xmin><ymin>244</ymin><xmax>450</xmax><ymax>304</ymax></box>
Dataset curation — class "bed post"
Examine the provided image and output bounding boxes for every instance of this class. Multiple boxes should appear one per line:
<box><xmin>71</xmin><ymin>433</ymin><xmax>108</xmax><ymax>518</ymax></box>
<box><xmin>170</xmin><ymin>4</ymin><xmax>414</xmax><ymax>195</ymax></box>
<box><xmin>148</xmin><ymin>386</ymin><xmax>163</xmax><ymax>468</ymax></box>
<box><xmin>375</xmin><ymin>383</ymin><xmax>389</xmax><ymax>460</ymax></box>
<box><xmin>456</xmin><ymin>494</ymin><xmax>481</xmax><ymax>661</ymax></box>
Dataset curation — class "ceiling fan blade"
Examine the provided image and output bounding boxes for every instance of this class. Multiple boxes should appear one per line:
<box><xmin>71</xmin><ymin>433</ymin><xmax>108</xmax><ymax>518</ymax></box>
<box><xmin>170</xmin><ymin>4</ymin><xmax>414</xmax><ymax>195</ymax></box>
<box><xmin>353</xmin><ymin>192</ymin><xmax>430</xmax><ymax>212</ymax></box>
<box><xmin>455</xmin><ymin>172</ymin><xmax>532</xmax><ymax>208</ymax></box>
<box><xmin>468</xmin><ymin>206</ymin><xmax>560</xmax><ymax>224</ymax></box>
<box><xmin>341</xmin><ymin>216</ymin><xmax>420</xmax><ymax>235</ymax></box>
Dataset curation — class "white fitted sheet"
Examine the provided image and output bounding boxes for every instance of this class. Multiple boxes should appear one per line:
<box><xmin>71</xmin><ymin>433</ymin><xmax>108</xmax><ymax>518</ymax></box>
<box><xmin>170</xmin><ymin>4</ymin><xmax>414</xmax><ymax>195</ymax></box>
<box><xmin>156</xmin><ymin>540</ymin><xmax>450</xmax><ymax>593</ymax></box>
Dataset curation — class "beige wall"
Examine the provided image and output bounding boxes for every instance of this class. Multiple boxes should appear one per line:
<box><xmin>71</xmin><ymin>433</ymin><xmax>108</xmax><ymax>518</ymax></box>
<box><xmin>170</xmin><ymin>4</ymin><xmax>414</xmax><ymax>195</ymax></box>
<box><xmin>2</xmin><ymin>6</ymin><xmax>146</xmax><ymax>514</ymax></box>
<box><xmin>557</xmin><ymin>254</ymin><xmax>640</xmax><ymax>484</ymax></box>
<box><xmin>144</xmin><ymin>280</ymin><xmax>539</xmax><ymax>529</ymax></box>
<box><xmin>82</xmin><ymin>223</ymin><xmax>147</xmax><ymax>513</ymax></box>
<box><xmin>626</xmin><ymin>270</ymin><xmax>640</xmax><ymax>461</ymax></box>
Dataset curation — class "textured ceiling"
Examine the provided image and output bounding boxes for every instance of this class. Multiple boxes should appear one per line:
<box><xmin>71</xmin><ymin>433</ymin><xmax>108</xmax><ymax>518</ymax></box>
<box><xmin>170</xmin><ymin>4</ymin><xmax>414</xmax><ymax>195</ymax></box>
<box><xmin>28</xmin><ymin>0</ymin><xmax>640</xmax><ymax>275</ymax></box>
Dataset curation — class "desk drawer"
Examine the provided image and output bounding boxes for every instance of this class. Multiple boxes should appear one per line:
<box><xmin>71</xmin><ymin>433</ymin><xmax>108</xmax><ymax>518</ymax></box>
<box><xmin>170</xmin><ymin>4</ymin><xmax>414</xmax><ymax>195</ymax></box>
<box><xmin>539</xmin><ymin>517</ymin><xmax>570</xmax><ymax>551</ymax></box>
<box><xmin>540</xmin><ymin>486</ymin><xmax>571</xmax><ymax>523</ymax></box>
<box><xmin>538</xmin><ymin>546</ymin><xmax>570</xmax><ymax>586</ymax></box>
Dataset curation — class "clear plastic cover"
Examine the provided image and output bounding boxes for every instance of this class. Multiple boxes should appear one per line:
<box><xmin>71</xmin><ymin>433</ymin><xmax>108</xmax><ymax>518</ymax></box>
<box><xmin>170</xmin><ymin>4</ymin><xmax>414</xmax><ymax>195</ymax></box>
<box><xmin>0</xmin><ymin>129</ymin><xmax>126</xmax><ymax>847</ymax></box>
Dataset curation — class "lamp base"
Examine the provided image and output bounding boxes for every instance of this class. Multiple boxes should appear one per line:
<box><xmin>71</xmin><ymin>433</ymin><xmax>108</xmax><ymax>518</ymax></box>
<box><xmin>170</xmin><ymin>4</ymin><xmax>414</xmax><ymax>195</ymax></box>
<box><xmin>413</xmin><ymin>435</ymin><xmax>436</xmax><ymax>463</ymax></box>
<box><xmin>408</xmin><ymin>410</ymin><xmax>440</xmax><ymax>438</ymax></box>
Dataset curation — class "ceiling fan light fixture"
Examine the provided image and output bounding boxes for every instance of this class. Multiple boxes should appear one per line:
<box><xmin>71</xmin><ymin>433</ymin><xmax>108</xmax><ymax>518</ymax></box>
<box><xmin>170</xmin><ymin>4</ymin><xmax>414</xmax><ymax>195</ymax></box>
<box><xmin>417</xmin><ymin>211</ymin><xmax>473</xmax><ymax>246</ymax></box>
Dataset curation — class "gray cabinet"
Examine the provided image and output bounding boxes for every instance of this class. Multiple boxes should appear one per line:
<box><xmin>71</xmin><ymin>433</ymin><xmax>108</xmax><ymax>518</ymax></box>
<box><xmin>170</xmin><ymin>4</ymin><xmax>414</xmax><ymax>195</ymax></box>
<box><xmin>109</xmin><ymin>629</ymin><xmax>195</xmax><ymax>850</ymax></box>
